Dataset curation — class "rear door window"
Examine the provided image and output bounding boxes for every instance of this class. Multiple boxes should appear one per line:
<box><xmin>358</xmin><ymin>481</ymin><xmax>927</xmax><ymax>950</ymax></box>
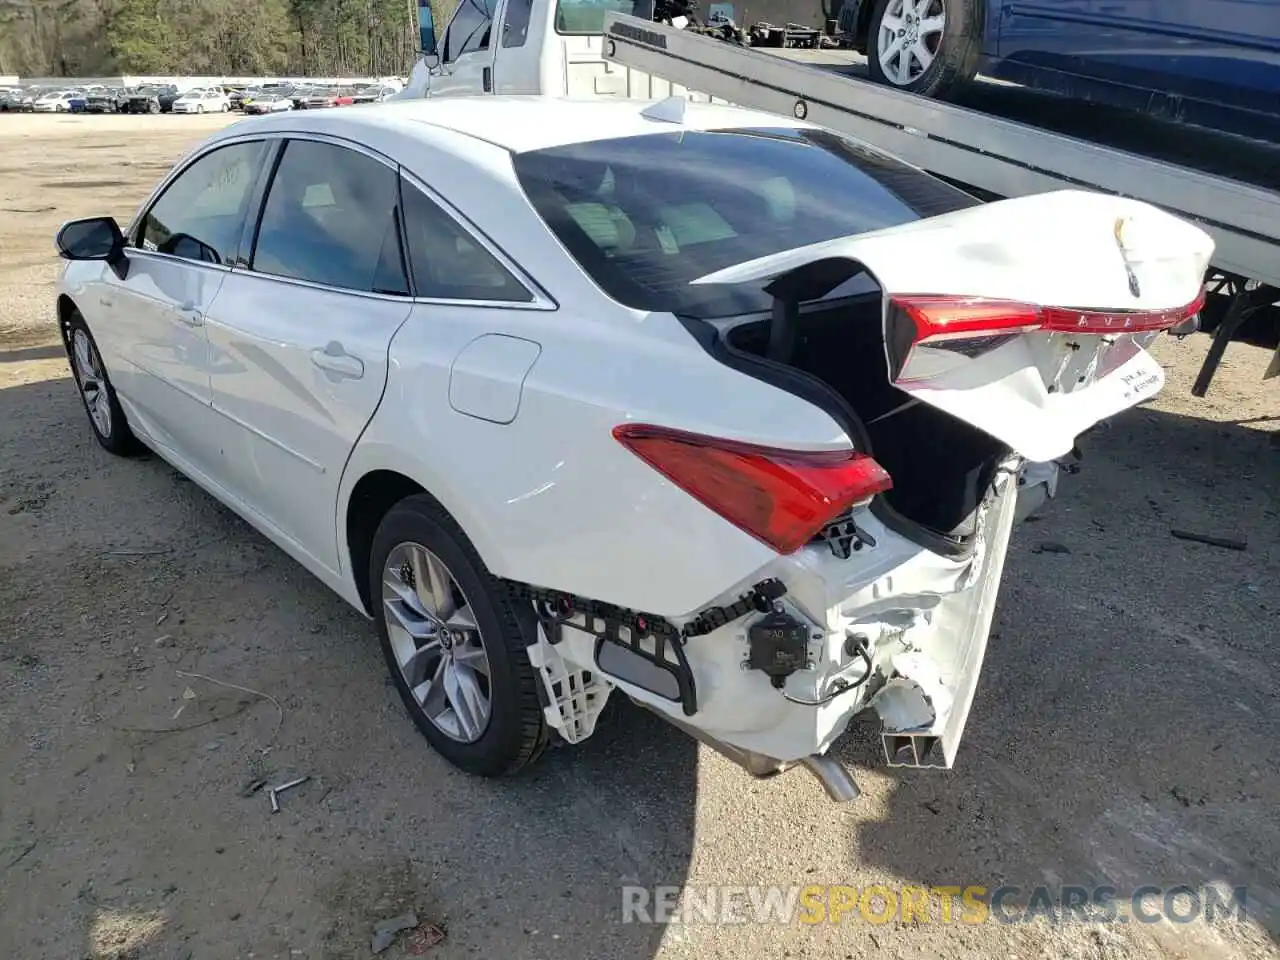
<box><xmin>250</xmin><ymin>140</ymin><xmax>408</xmax><ymax>295</ymax></box>
<box><xmin>511</xmin><ymin>126</ymin><xmax>978</xmax><ymax>316</ymax></box>
<box><xmin>400</xmin><ymin>177</ymin><xmax>532</xmax><ymax>302</ymax></box>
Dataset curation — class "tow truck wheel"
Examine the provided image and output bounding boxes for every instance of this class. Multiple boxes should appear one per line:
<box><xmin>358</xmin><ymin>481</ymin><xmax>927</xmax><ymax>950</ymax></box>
<box><xmin>866</xmin><ymin>0</ymin><xmax>979</xmax><ymax>99</ymax></box>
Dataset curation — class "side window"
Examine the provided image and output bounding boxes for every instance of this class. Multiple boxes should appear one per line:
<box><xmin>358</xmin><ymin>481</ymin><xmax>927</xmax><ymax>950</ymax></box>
<box><xmin>400</xmin><ymin>178</ymin><xmax>532</xmax><ymax>303</ymax></box>
<box><xmin>444</xmin><ymin>0</ymin><xmax>493</xmax><ymax>62</ymax></box>
<box><xmin>138</xmin><ymin>141</ymin><xmax>266</xmax><ymax>265</ymax></box>
<box><xmin>501</xmin><ymin>0</ymin><xmax>532</xmax><ymax>47</ymax></box>
<box><xmin>251</xmin><ymin>140</ymin><xmax>408</xmax><ymax>296</ymax></box>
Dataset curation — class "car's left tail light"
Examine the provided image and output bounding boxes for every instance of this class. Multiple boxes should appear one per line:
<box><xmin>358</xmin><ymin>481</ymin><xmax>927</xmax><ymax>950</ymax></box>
<box><xmin>613</xmin><ymin>424</ymin><xmax>892</xmax><ymax>555</ymax></box>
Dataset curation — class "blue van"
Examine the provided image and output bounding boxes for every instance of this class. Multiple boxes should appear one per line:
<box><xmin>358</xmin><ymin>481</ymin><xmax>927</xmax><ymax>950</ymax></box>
<box><xmin>837</xmin><ymin>0</ymin><xmax>1280</xmax><ymax>137</ymax></box>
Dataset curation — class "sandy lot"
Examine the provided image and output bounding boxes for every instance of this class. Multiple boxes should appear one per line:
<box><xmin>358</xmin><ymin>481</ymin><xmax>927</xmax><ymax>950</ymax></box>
<box><xmin>0</xmin><ymin>112</ymin><xmax>1277</xmax><ymax>960</ymax></box>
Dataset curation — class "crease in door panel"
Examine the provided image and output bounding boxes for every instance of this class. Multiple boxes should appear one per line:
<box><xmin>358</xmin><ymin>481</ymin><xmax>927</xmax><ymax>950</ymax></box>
<box><xmin>330</xmin><ymin>309</ymin><xmax>416</xmax><ymax>579</ymax></box>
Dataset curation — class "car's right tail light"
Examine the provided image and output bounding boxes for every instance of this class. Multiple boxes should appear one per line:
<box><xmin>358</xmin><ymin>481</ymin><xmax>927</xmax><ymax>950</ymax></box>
<box><xmin>612</xmin><ymin>424</ymin><xmax>892</xmax><ymax>556</ymax></box>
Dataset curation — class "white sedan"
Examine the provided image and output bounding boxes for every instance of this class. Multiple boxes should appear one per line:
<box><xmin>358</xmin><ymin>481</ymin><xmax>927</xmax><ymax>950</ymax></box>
<box><xmin>32</xmin><ymin>90</ymin><xmax>80</xmax><ymax>112</ymax></box>
<box><xmin>171</xmin><ymin>88</ymin><xmax>230</xmax><ymax>114</ymax></box>
<box><xmin>52</xmin><ymin>97</ymin><xmax>1212</xmax><ymax>798</ymax></box>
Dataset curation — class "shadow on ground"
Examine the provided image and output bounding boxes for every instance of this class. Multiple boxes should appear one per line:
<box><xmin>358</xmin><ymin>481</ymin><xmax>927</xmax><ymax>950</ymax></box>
<box><xmin>0</xmin><ymin>374</ymin><xmax>695</xmax><ymax>960</ymax></box>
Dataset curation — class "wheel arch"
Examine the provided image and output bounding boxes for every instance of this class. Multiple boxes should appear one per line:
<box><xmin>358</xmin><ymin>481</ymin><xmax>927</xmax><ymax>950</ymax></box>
<box><xmin>56</xmin><ymin>294</ymin><xmax>80</xmax><ymax>355</ymax></box>
<box><xmin>340</xmin><ymin>455</ymin><xmax>507</xmax><ymax>619</ymax></box>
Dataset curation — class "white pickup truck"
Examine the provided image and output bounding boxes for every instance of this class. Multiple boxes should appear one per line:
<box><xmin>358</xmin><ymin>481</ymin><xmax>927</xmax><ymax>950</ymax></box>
<box><xmin>400</xmin><ymin>0</ymin><xmax>709</xmax><ymax>101</ymax></box>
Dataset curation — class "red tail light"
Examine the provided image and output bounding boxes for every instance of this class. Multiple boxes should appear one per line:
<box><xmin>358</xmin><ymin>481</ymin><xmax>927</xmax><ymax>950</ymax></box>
<box><xmin>886</xmin><ymin>290</ymin><xmax>1206</xmax><ymax>380</ymax></box>
<box><xmin>613</xmin><ymin>424</ymin><xmax>892</xmax><ymax>555</ymax></box>
<box><xmin>893</xmin><ymin>291</ymin><xmax>1206</xmax><ymax>342</ymax></box>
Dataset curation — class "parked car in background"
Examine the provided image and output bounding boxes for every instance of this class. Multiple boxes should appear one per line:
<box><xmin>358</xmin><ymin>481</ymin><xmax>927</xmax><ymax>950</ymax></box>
<box><xmin>8</xmin><ymin>87</ymin><xmax>41</xmax><ymax>111</ymax></box>
<box><xmin>243</xmin><ymin>93</ymin><xmax>294</xmax><ymax>114</ymax></box>
<box><xmin>837</xmin><ymin>0</ymin><xmax>1280</xmax><ymax>137</ymax></box>
<box><xmin>122</xmin><ymin>87</ymin><xmax>162</xmax><ymax>114</ymax></box>
<box><xmin>155</xmin><ymin>85</ymin><xmax>181</xmax><ymax>112</ymax></box>
<box><xmin>300</xmin><ymin>87</ymin><xmax>355</xmax><ymax>109</ymax></box>
<box><xmin>230</xmin><ymin>87</ymin><xmax>258</xmax><ymax>111</ymax></box>
<box><xmin>351</xmin><ymin>85</ymin><xmax>401</xmax><ymax>104</ymax></box>
<box><xmin>171</xmin><ymin>88</ymin><xmax>231</xmax><ymax>114</ymax></box>
<box><xmin>84</xmin><ymin>88</ymin><xmax>123</xmax><ymax>113</ymax></box>
<box><xmin>32</xmin><ymin>90</ymin><xmax>85</xmax><ymax>113</ymax></box>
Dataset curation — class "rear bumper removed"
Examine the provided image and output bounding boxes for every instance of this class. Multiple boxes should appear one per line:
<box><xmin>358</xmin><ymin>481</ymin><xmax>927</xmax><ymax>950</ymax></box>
<box><xmin>524</xmin><ymin>460</ymin><xmax>1049</xmax><ymax>799</ymax></box>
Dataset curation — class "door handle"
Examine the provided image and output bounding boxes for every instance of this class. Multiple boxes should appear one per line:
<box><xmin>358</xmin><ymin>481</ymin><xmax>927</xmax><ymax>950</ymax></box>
<box><xmin>311</xmin><ymin>342</ymin><xmax>365</xmax><ymax>379</ymax></box>
<box><xmin>174</xmin><ymin>304</ymin><xmax>203</xmax><ymax>326</ymax></box>
<box><xmin>482</xmin><ymin>66</ymin><xmax>492</xmax><ymax>93</ymax></box>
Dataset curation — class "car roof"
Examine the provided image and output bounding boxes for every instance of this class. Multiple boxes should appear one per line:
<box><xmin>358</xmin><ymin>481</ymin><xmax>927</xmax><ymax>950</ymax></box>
<box><xmin>226</xmin><ymin>95</ymin><xmax>817</xmax><ymax>154</ymax></box>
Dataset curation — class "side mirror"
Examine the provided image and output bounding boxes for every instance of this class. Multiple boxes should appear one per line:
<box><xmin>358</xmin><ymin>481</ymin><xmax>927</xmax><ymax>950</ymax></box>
<box><xmin>55</xmin><ymin>216</ymin><xmax>125</xmax><ymax>263</ymax></box>
<box><xmin>418</xmin><ymin>0</ymin><xmax>439</xmax><ymax>59</ymax></box>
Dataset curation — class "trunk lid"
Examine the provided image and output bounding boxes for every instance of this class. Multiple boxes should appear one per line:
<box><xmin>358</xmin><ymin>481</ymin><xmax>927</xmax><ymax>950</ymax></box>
<box><xmin>692</xmin><ymin>190</ymin><xmax>1214</xmax><ymax>462</ymax></box>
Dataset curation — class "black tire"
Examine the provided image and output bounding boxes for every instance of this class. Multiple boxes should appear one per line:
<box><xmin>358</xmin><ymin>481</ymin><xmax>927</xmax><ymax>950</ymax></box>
<box><xmin>65</xmin><ymin>309</ymin><xmax>145</xmax><ymax>457</ymax></box>
<box><xmin>369</xmin><ymin>494</ymin><xmax>548</xmax><ymax>777</ymax></box>
<box><xmin>866</xmin><ymin>0</ymin><xmax>980</xmax><ymax>99</ymax></box>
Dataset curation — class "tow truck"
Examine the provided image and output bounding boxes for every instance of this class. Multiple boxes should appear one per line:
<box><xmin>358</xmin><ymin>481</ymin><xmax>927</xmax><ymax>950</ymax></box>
<box><xmin>399</xmin><ymin>0</ymin><xmax>1280</xmax><ymax>398</ymax></box>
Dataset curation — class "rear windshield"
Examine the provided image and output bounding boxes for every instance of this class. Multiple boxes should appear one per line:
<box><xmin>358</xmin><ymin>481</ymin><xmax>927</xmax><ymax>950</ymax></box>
<box><xmin>511</xmin><ymin>126</ymin><xmax>979</xmax><ymax>317</ymax></box>
<box><xmin>555</xmin><ymin>0</ymin><xmax>653</xmax><ymax>35</ymax></box>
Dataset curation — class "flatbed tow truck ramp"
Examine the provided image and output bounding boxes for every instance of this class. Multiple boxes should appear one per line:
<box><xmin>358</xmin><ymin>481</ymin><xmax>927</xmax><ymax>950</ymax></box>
<box><xmin>601</xmin><ymin>12</ymin><xmax>1280</xmax><ymax>393</ymax></box>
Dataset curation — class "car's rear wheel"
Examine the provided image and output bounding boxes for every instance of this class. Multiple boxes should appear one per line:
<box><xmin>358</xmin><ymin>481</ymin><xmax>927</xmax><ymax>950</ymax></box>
<box><xmin>369</xmin><ymin>495</ymin><xmax>548</xmax><ymax>777</ymax></box>
<box><xmin>66</xmin><ymin>311</ymin><xmax>144</xmax><ymax>457</ymax></box>
<box><xmin>866</xmin><ymin>0</ymin><xmax>980</xmax><ymax>99</ymax></box>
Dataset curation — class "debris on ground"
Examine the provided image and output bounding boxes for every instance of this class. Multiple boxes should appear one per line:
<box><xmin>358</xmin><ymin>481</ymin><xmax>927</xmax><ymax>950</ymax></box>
<box><xmin>1032</xmin><ymin>541</ymin><xmax>1072</xmax><ymax>555</ymax></box>
<box><xmin>371</xmin><ymin>911</ymin><xmax>419</xmax><ymax>954</ymax></box>
<box><xmin>403</xmin><ymin>922</ymin><xmax>446</xmax><ymax>955</ymax></box>
<box><xmin>1170</xmin><ymin>528</ymin><xmax>1248</xmax><ymax>551</ymax></box>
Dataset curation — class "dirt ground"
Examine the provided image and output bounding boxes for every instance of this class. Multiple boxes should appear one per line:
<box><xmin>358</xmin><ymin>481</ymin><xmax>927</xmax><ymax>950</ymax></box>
<box><xmin>0</xmin><ymin>112</ymin><xmax>1277</xmax><ymax>960</ymax></box>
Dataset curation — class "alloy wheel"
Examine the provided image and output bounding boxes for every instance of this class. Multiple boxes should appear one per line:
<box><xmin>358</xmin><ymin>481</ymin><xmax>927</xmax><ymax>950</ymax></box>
<box><xmin>381</xmin><ymin>542</ymin><xmax>493</xmax><ymax>743</ymax></box>
<box><xmin>72</xmin><ymin>329</ymin><xmax>112</xmax><ymax>437</ymax></box>
<box><xmin>878</xmin><ymin>0</ymin><xmax>946</xmax><ymax>85</ymax></box>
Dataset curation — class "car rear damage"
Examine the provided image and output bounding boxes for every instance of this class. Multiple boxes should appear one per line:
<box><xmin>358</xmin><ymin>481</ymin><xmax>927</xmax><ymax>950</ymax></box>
<box><xmin>511</xmin><ymin>190</ymin><xmax>1214</xmax><ymax>801</ymax></box>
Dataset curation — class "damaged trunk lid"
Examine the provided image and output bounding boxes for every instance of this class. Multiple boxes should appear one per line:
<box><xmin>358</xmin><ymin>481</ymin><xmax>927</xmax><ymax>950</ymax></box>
<box><xmin>693</xmin><ymin>190</ymin><xmax>1215</xmax><ymax>462</ymax></box>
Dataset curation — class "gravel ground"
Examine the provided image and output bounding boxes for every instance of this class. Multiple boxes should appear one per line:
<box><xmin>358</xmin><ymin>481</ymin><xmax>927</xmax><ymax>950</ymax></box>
<box><xmin>0</xmin><ymin>112</ymin><xmax>1277</xmax><ymax>960</ymax></box>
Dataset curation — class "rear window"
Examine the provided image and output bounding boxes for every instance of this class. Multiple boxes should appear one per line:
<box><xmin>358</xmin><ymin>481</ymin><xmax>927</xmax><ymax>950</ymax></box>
<box><xmin>555</xmin><ymin>0</ymin><xmax>653</xmax><ymax>34</ymax></box>
<box><xmin>511</xmin><ymin>126</ymin><xmax>979</xmax><ymax>317</ymax></box>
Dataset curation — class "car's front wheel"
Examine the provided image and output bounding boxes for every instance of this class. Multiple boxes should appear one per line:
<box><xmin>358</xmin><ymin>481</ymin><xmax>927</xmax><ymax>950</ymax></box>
<box><xmin>65</xmin><ymin>310</ymin><xmax>144</xmax><ymax>456</ymax></box>
<box><xmin>369</xmin><ymin>495</ymin><xmax>548</xmax><ymax>777</ymax></box>
<box><xmin>866</xmin><ymin>0</ymin><xmax>980</xmax><ymax>99</ymax></box>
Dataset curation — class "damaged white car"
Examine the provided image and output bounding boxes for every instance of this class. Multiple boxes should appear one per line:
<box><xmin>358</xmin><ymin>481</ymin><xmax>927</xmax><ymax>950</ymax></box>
<box><xmin>53</xmin><ymin>97</ymin><xmax>1212</xmax><ymax>800</ymax></box>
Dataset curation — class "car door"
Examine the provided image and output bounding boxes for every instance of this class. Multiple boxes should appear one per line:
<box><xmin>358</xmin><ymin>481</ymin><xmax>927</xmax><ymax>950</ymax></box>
<box><xmin>202</xmin><ymin>137</ymin><xmax>413</xmax><ymax>574</ymax></box>
<box><xmin>101</xmin><ymin>138</ymin><xmax>270</xmax><ymax>473</ymax></box>
<box><xmin>995</xmin><ymin>0</ymin><xmax>1100</xmax><ymax>78</ymax></box>
<box><xmin>1094</xmin><ymin>0</ymin><xmax>1280</xmax><ymax>110</ymax></box>
<box><xmin>428</xmin><ymin>0</ymin><xmax>499</xmax><ymax>96</ymax></box>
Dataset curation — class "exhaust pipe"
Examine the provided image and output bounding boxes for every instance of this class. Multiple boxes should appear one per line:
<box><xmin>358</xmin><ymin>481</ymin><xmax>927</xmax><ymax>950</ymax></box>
<box><xmin>632</xmin><ymin>699</ymin><xmax>861</xmax><ymax>802</ymax></box>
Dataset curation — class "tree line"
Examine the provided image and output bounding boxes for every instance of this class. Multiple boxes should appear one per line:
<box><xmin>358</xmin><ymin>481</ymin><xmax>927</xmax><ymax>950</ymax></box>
<box><xmin>0</xmin><ymin>0</ymin><xmax>457</xmax><ymax>79</ymax></box>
